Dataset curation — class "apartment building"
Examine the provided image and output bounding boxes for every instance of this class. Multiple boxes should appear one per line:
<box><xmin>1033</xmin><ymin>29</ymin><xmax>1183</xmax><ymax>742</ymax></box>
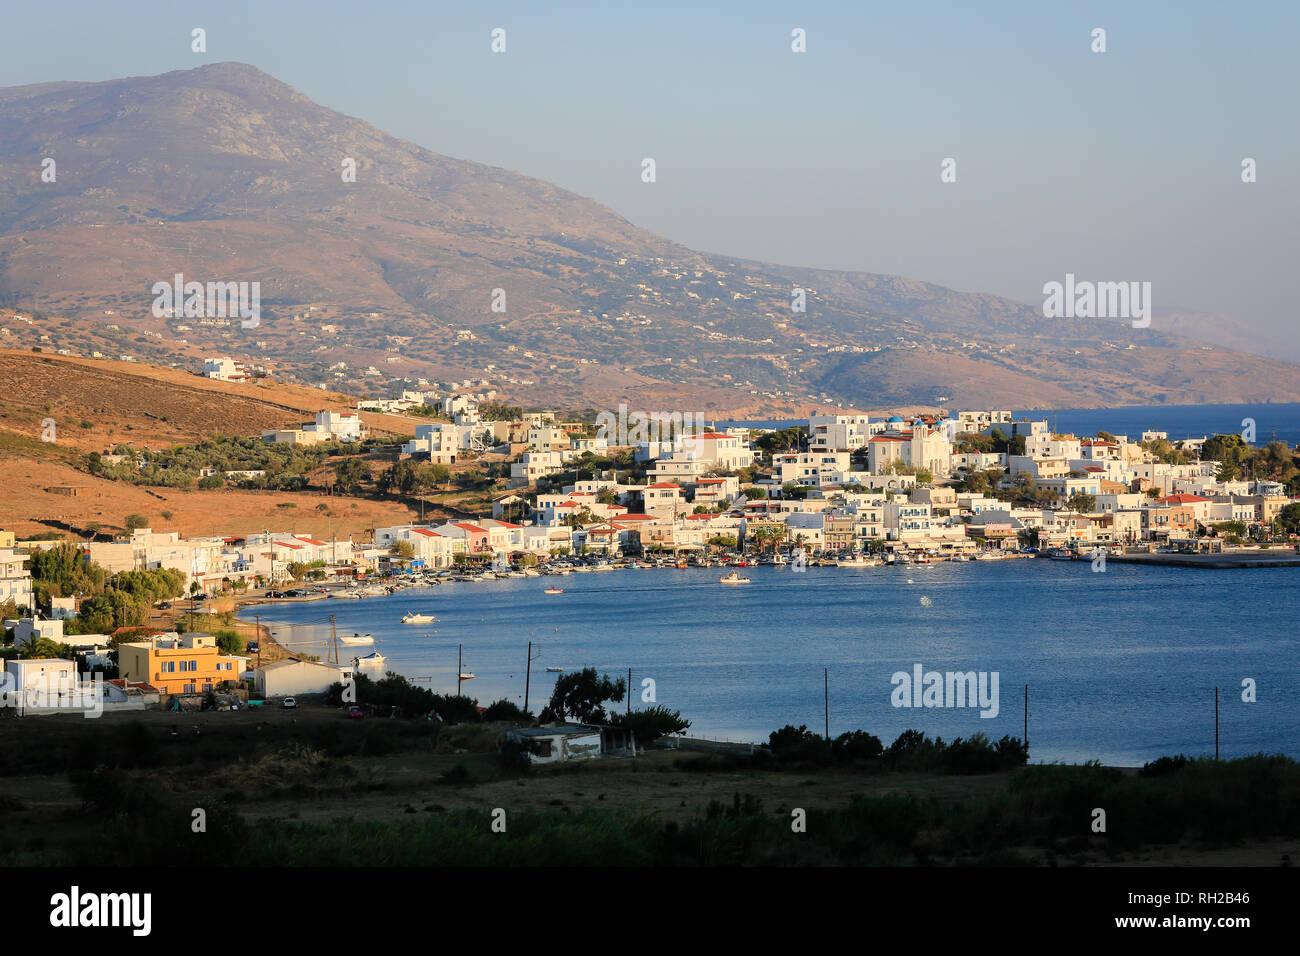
<box><xmin>118</xmin><ymin>633</ymin><xmax>244</xmax><ymax>696</ymax></box>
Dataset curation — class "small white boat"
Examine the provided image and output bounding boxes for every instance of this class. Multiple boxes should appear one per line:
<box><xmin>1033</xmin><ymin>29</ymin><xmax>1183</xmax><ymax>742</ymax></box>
<box><xmin>402</xmin><ymin>612</ymin><xmax>436</xmax><ymax>624</ymax></box>
<box><xmin>544</xmin><ymin>587</ymin><xmax>564</xmax><ymax>595</ymax></box>
<box><xmin>545</xmin><ymin>666</ymin><xmax>564</xmax><ymax>672</ymax></box>
<box><xmin>459</xmin><ymin>672</ymin><xmax>475</xmax><ymax>680</ymax></box>
<box><xmin>836</xmin><ymin>553</ymin><xmax>873</xmax><ymax>568</ymax></box>
<box><xmin>719</xmin><ymin>571</ymin><xmax>751</xmax><ymax>584</ymax></box>
<box><xmin>353</xmin><ymin>652</ymin><xmax>386</xmax><ymax>667</ymax></box>
<box><xmin>340</xmin><ymin>632</ymin><xmax>374</xmax><ymax>645</ymax></box>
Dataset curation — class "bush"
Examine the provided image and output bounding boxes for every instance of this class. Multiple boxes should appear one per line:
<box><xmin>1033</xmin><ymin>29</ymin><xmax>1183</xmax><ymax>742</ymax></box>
<box><xmin>612</xmin><ymin>705</ymin><xmax>690</xmax><ymax>742</ymax></box>
<box><xmin>484</xmin><ymin>698</ymin><xmax>528</xmax><ymax>722</ymax></box>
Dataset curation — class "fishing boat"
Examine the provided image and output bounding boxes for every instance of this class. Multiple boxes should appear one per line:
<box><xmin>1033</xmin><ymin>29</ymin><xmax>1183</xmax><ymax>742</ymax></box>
<box><xmin>543</xmin><ymin>587</ymin><xmax>564</xmax><ymax>595</ymax></box>
<box><xmin>1049</xmin><ymin>548</ymin><xmax>1075</xmax><ymax>561</ymax></box>
<box><xmin>545</xmin><ymin>666</ymin><xmax>564</xmax><ymax>673</ymax></box>
<box><xmin>835</xmin><ymin>552</ymin><xmax>873</xmax><ymax>568</ymax></box>
<box><xmin>458</xmin><ymin>672</ymin><xmax>475</xmax><ymax>680</ymax></box>
<box><xmin>340</xmin><ymin>632</ymin><xmax>374</xmax><ymax>645</ymax></box>
<box><xmin>401</xmin><ymin>611</ymin><xmax>436</xmax><ymax>624</ymax></box>
<box><xmin>719</xmin><ymin>570</ymin><xmax>751</xmax><ymax>584</ymax></box>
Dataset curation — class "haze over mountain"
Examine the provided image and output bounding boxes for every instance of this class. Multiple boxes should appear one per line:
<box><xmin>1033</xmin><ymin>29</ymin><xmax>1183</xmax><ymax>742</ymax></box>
<box><xmin>2</xmin><ymin>62</ymin><xmax>1298</xmax><ymax>414</ymax></box>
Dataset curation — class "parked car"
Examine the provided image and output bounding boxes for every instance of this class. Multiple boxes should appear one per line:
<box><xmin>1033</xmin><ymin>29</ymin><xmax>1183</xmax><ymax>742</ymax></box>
<box><xmin>158</xmin><ymin>601</ymin><xmax>173</xmax><ymax>610</ymax></box>
<box><xmin>346</xmin><ymin>705</ymin><xmax>364</xmax><ymax>719</ymax></box>
<box><xmin>246</xmin><ymin>640</ymin><xmax>259</xmax><ymax>654</ymax></box>
<box><xmin>281</xmin><ymin>696</ymin><xmax>298</xmax><ymax>709</ymax></box>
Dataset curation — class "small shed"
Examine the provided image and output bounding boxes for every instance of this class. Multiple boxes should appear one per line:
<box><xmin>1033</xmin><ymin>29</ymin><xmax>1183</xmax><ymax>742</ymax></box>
<box><xmin>506</xmin><ymin>723</ymin><xmax>636</xmax><ymax>764</ymax></box>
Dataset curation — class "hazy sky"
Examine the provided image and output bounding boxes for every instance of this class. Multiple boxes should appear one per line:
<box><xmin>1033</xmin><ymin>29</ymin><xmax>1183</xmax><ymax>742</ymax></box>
<box><xmin>3</xmin><ymin>1</ymin><xmax>1297</xmax><ymax>338</ymax></box>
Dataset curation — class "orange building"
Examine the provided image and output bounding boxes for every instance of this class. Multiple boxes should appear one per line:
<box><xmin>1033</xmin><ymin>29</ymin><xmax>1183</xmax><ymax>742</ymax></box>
<box><xmin>117</xmin><ymin>632</ymin><xmax>245</xmax><ymax>696</ymax></box>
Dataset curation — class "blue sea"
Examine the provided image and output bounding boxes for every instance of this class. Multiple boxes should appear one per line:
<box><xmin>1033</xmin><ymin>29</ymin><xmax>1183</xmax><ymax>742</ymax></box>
<box><xmin>724</xmin><ymin>401</ymin><xmax>1300</xmax><ymax>446</ymax></box>
<box><xmin>243</xmin><ymin>560</ymin><xmax>1300</xmax><ymax>767</ymax></box>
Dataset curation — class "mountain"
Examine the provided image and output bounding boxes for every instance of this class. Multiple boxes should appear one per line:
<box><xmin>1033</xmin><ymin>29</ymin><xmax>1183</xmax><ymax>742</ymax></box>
<box><xmin>2</xmin><ymin>62</ymin><xmax>1299</xmax><ymax>414</ymax></box>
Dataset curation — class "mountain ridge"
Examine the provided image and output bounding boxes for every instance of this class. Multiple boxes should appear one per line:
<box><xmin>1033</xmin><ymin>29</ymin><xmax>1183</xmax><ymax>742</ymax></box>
<box><xmin>1</xmin><ymin>61</ymin><xmax>1297</xmax><ymax>414</ymax></box>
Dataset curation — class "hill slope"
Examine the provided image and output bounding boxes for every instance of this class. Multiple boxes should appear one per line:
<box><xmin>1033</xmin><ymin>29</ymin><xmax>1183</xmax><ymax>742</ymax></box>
<box><xmin>1</xmin><ymin>62</ymin><xmax>1297</xmax><ymax>411</ymax></box>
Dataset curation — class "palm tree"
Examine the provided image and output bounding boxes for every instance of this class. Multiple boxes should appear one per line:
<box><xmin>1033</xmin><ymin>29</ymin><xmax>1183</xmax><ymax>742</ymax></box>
<box><xmin>18</xmin><ymin>636</ymin><xmax>65</xmax><ymax>660</ymax></box>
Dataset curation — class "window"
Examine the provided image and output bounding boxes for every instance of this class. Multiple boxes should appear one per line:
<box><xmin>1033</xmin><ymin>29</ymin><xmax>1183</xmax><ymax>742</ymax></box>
<box><xmin>183</xmin><ymin>683</ymin><xmax>196</xmax><ymax>694</ymax></box>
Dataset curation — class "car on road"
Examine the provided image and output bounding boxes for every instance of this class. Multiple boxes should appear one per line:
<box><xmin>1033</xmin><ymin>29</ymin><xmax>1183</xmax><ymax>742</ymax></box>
<box><xmin>346</xmin><ymin>705</ymin><xmax>364</xmax><ymax>719</ymax></box>
<box><xmin>281</xmin><ymin>696</ymin><xmax>298</xmax><ymax>709</ymax></box>
<box><xmin>158</xmin><ymin>601</ymin><xmax>173</xmax><ymax>610</ymax></box>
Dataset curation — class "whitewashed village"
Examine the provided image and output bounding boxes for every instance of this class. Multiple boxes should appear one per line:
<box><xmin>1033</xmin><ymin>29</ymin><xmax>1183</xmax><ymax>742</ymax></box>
<box><xmin>4</xmin><ymin>358</ymin><xmax>1298</xmax><ymax>720</ymax></box>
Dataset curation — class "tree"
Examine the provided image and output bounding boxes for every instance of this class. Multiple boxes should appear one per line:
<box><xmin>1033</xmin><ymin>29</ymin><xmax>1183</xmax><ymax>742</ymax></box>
<box><xmin>333</xmin><ymin>457</ymin><xmax>370</xmax><ymax>494</ymax></box>
<box><xmin>611</xmin><ymin>705</ymin><xmax>690</xmax><ymax>741</ymax></box>
<box><xmin>426</xmin><ymin>464</ymin><xmax>452</xmax><ymax>492</ymax></box>
<box><xmin>390</xmin><ymin>540</ymin><xmax>415</xmax><ymax>564</ymax></box>
<box><xmin>1277</xmin><ymin>503</ymin><xmax>1300</xmax><ymax>534</ymax></box>
<box><xmin>213</xmin><ymin>629</ymin><xmax>244</xmax><ymax>654</ymax></box>
<box><xmin>1066</xmin><ymin>492</ymin><xmax>1096</xmax><ymax>513</ymax></box>
<box><xmin>286</xmin><ymin>561</ymin><xmax>310</xmax><ymax>581</ymax></box>
<box><xmin>18</xmin><ymin>636</ymin><xmax>69</xmax><ymax>660</ymax></box>
<box><xmin>124</xmin><ymin>513</ymin><xmax>149</xmax><ymax>530</ymax></box>
<box><xmin>544</xmin><ymin>667</ymin><xmax>625</xmax><ymax>723</ymax></box>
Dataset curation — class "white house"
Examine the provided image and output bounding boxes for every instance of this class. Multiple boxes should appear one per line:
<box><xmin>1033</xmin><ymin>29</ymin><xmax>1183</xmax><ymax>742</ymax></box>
<box><xmin>0</xmin><ymin>548</ymin><xmax>33</xmax><ymax>611</ymax></box>
<box><xmin>255</xmin><ymin>658</ymin><xmax>354</xmax><ymax>698</ymax></box>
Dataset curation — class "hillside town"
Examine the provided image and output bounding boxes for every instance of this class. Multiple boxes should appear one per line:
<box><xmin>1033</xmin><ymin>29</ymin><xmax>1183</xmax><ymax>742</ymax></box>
<box><xmin>4</xmin><ymin>389</ymin><xmax>1300</xmax><ymax>717</ymax></box>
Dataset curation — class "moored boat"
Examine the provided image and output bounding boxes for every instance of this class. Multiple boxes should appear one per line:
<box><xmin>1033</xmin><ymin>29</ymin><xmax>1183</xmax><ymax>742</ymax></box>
<box><xmin>719</xmin><ymin>570</ymin><xmax>751</xmax><ymax>584</ymax></box>
<box><xmin>401</xmin><ymin>611</ymin><xmax>436</xmax><ymax>624</ymax></box>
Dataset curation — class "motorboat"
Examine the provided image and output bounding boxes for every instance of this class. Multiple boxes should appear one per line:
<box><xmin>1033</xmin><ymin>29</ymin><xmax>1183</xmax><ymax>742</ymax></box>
<box><xmin>544</xmin><ymin>587</ymin><xmax>564</xmax><ymax>595</ymax></box>
<box><xmin>719</xmin><ymin>570</ymin><xmax>751</xmax><ymax>584</ymax></box>
<box><xmin>458</xmin><ymin>672</ymin><xmax>475</xmax><ymax>680</ymax></box>
<box><xmin>402</xmin><ymin>611</ymin><xmax>436</xmax><ymax>624</ymax></box>
<box><xmin>836</xmin><ymin>553</ymin><xmax>873</xmax><ymax>568</ymax></box>
<box><xmin>352</xmin><ymin>652</ymin><xmax>386</xmax><ymax>667</ymax></box>
<box><xmin>545</xmin><ymin>666</ymin><xmax>564</xmax><ymax>673</ymax></box>
<box><xmin>340</xmin><ymin>632</ymin><xmax>374</xmax><ymax>645</ymax></box>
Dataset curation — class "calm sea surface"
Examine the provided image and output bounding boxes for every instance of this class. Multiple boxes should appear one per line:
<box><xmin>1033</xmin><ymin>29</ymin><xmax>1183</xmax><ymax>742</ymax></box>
<box><xmin>725</xmin><ymin>402</ymin><xmax>1300</xmax><ymax>445</ymax></box>
<box><xmin>242</xmin><ymin>560</ymin><xmax>1300</xmax><ymax>766</ymax></box>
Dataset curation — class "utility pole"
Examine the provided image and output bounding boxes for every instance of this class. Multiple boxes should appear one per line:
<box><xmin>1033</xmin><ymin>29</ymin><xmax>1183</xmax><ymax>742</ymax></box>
<box><xmin>1215</xmin><ymin>686</ymin><xmax>1219</xmax><ymax>760</ymax></box>
<box><xmin>457</xmin><ymin>643</ymin><xmax>462</xmax><ymax>697</ymax></box>
<box><xmin>627</xmin><ymin>667</ymin><xmax>632</xmax><ymax>717</ymax></box>
<box><xmin>824</xmin><ymin>667</ymin><xmax>829</xmax><ymax>740</ymax></box>
<box><xmin>255</xmin><ymin>614</ymin><xmax>261</xmax><ymax>668</ymax></box>
<box><xmin>524</xmin><ymin>641</ymin><xmax>535</xmax><ymax>714</ymax></box>
<box><xmin>329</xmin><ymin>614</ymin><xmax>337</xmax><ymax>665</ymax></box>
<box><xmin>1024</xmin><ymin>684</ymin><xmax>1029</xmax><ymax>750</ymax></box>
